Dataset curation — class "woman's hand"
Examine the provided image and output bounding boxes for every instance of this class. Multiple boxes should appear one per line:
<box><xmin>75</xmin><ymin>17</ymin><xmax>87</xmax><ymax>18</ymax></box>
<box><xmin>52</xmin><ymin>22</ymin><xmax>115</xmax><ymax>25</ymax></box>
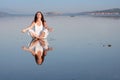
<box><xmin>22</xmin><ymin>29</ymin><xmax>27</xmax><ymax>33</ymax></box>
<box><xmin>48</xmin><ymin>27</ymin><xmax>54</xmax><ymax>32</ymax></box>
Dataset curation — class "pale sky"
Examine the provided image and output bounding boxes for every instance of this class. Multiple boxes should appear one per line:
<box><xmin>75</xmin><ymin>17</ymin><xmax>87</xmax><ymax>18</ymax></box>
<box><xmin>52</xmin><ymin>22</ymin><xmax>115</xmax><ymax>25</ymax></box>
<box><xmin>0</xmin><ymin>0</ymin><xmax>120</xmax><ymax>14</ymax></box>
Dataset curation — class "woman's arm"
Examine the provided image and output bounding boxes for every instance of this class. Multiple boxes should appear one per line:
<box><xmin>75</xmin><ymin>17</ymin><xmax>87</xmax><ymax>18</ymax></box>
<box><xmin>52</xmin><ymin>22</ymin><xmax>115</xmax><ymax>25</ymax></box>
<box><xmin>22</xmin><ymin>46</ymin><xmax>36</xmax><ymax>56</ymax></box>
<box><xmin>43</xmin><ymin>21</ymin><xmax>53</xmax><ymax>32</ymax></box>
<box><xmin>22</xmin><ymin>21</ymin><xmax>35</xmax><ymax>33</ymax></box>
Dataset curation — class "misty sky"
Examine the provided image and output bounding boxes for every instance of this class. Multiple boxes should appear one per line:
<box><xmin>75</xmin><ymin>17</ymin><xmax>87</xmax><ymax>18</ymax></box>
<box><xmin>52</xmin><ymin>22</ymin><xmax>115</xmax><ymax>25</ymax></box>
<box><xmin>0</xmin><ymin>0</ymin><xmax>120</xmax><ymax>14</ymax></box>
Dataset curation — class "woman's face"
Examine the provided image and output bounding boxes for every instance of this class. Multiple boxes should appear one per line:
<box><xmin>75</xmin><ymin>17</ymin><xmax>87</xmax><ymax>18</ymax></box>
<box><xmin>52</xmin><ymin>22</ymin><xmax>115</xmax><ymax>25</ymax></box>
<box><xmin>37</xmin><ymin>12</ymin><xmax>42</xmax><ymax>19</ymax></box>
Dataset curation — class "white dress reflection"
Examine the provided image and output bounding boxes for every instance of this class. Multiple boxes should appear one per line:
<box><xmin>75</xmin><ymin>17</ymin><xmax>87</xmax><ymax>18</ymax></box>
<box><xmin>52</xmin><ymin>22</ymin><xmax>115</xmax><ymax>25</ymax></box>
<box><xmin>22</xmin><ymin>39</ymin><xmax>53</xmax><ymax>65</ymax></box>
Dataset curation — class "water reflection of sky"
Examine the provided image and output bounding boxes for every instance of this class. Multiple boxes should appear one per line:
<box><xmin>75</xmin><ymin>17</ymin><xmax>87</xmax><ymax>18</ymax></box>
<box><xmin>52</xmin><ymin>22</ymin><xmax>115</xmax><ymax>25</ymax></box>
<box><xmin>0</xmin><ymin>16</ymin><xmax>120</xmax><ymax>80</ymax></box>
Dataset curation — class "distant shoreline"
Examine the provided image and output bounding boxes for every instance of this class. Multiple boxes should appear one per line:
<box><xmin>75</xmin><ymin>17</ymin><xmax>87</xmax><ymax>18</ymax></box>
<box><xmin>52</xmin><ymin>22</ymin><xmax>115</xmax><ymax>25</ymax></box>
<box><xmin>0</xmin><ymin>8</ymin><xmax>120</xmax><ymax>17</ymax></box>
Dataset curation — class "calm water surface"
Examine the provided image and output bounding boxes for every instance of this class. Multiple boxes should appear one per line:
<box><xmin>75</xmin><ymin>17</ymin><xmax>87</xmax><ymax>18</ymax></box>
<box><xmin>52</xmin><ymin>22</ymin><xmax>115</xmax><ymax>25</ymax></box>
<box><xmin>0</xmin><ymin>16</ymin><xmax>120</xmax><ymax>80</ymax></box>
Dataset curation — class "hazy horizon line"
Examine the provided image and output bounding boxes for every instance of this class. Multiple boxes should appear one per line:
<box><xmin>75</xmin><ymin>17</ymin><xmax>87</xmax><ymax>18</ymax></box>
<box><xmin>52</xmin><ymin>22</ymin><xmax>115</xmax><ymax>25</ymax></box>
<box><xmin>1</xmin><ymin>7</ymin><xmax>120</xmax><ymax>15</ymax></box>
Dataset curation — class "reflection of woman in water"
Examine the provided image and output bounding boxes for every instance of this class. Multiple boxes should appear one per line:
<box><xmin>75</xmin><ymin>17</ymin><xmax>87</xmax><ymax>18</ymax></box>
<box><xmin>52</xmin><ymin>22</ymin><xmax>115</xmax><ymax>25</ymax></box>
<box><xmin>22</xmin><ymin>39</ymin><xmax>53</xmax><ymax>65</ymax></box>
<box><xmin>22</xmin><ymin>11</ymin><xmax>53</xmax><ymax>39</ymax></box>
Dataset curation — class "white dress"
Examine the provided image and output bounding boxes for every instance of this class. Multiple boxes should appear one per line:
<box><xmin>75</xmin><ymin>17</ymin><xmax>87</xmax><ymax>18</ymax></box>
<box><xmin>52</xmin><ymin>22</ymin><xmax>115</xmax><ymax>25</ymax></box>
<box><xmin>29</xmin><ymin>40</ymin><xmax>43</xmax><ymax>55</ymax></box>
<box><xmin>35</xmin><ymin>23</ymin><xmax>43</xmax><ymax>36</ymax></box>
<box><xmin>28</xmin><ymin>22</ymin><xmax>49</xmax><ymax>38</ymax></box>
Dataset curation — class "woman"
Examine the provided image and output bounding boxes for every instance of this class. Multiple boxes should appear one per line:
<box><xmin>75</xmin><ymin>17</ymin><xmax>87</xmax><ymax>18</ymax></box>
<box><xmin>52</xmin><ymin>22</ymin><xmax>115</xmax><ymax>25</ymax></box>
<box><xmin>22</xmin><ymin>11</ymin><xmax>53</xmax><ymax>39</ymax></box>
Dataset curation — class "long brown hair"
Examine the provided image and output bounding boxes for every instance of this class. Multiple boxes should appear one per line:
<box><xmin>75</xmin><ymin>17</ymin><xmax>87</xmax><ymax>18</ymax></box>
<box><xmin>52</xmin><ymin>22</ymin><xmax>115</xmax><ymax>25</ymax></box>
<box><xmin>34</xmin><ymin>52</ymin><xmax>45</xmax><ymax>65</ymax></box>
<box><xmin>34</xmin><ymin>11</ymin><xmax>46</xmax><ymax>26</ymax></box>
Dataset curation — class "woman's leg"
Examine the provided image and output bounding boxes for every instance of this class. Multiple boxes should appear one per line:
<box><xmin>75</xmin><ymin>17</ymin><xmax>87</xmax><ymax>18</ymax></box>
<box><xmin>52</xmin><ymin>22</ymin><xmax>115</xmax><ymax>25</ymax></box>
<box><xmin>29</xmin><ymin>29</ymin><xmax>39</xmax><ymax>39</ymax></box>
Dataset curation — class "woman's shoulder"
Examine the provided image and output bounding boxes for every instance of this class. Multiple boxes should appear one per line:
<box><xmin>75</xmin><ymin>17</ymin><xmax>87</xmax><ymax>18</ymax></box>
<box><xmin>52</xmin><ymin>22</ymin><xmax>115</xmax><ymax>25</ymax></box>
<box><xmin>29</xmin><ymin>21</ymin><xmax>35</xmax><ymax>27</ymax></box>
<box><xmin>31</xmin><ymin>21</ymin><xmax>36</xmax><ymax>25</ymax></box>
<box><xmin>32</xmin><ymin>21</ymin><xmax>35</xmax><ymax>24</ymax></box>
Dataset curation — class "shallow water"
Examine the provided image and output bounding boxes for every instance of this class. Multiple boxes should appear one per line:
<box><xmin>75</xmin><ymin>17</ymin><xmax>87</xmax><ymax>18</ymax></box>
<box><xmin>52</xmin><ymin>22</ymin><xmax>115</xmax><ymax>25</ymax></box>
<box><xmin>0</xmin><ymin>16</ymin><xmax>120</xmax><ymax>80</ymax></box>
